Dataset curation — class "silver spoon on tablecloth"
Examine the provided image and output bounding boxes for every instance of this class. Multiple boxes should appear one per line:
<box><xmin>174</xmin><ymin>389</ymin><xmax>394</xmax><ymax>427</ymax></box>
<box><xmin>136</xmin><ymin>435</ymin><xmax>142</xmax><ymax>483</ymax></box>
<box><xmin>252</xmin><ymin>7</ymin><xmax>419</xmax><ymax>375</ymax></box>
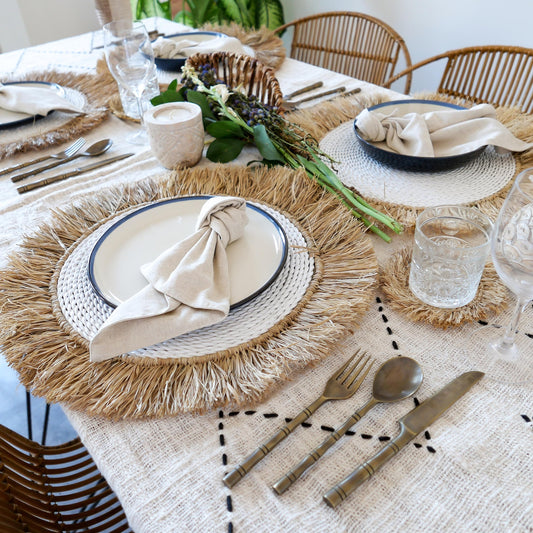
<box><xmin>273</xmin><ymin>356</ymin><xmax>423</xmax><ymax>494</ymax></box>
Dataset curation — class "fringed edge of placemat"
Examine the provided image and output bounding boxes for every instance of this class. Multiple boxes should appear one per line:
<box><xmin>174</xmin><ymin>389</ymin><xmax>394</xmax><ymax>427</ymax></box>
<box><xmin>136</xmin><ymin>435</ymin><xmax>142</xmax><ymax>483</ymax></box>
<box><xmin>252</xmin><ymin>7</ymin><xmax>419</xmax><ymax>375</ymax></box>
<box><xmin>0</xmin><ymin>68</ymin><xmax>116</xmax><ymax>159</ymax></box>
<box><xmin>0</xmin><ymin>164</ymin><xmax>377</xmax><ymax>419</ymax></box>
<box><xmin>380</xmin><ymin>247</ymin><xmax>510</xmax><ymax>328</ymax></box>
<box><xmin>200</xmin><ymin>22</ymin><xmax>286</xmax><ymax>70</ymax></box>
<box><xmin>292</xmin><ymin>91</ymin><xmax>533</xmax><ymax>228</ymax></box>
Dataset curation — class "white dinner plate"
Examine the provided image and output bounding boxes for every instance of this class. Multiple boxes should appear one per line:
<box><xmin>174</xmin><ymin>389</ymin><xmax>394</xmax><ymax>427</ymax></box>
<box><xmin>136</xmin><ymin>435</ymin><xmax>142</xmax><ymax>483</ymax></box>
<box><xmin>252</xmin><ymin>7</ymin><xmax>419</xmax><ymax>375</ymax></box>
<box><xmin>0</xmin><ymin>81</ymin><xmax>65</xmax><ymax>129</ymax></box>
<box><xmin>88</xmin><ymin>196</ymin><xmax>288</xmax><ymax>308</ymax></box>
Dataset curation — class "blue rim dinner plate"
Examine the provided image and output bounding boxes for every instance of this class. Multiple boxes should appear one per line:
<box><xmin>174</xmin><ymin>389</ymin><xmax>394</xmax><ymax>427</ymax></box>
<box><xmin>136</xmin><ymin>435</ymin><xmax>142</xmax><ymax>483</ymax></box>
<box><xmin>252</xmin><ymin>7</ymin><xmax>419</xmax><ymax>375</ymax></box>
<box><xmin>88</xmin><ymin>196</ymin><xmax>288</xmax><ymax>310</ymax></box>
<box><xmin>153</xmin><ymin>31</ymin><xmax>227</xmax><ymax>72</ymax></box>
<box><xmin>0</xmin><ymin>81</ymin><xmax>65</xmax><ymax>129</ymax></box>
<box><xmin>353</xmin><ymin>99</ymin><xmax>487</xmax><ymax>172</ymax></box>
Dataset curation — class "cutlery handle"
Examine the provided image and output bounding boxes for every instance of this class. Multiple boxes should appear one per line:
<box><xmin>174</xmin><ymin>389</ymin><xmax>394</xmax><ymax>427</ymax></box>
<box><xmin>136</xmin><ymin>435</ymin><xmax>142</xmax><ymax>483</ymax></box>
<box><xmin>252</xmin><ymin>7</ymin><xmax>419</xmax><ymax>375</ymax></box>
<box><xmin>294</xmin><ymin>86</ymin><xmax>346</xmax><ymax>105</ymax></box>
<box><xmin>272</xmin><ymin>399</ymin><xmax>377</xmax><ymax>495</ymax></box>
<box><xmin>17</xmin><ymin>170</ymin><xmax>78</xmax><ymax>194</ymax></box>
<box><xmin>223</xmin><ymin>396</ymin><xmax>326</xmax><ymax>488</ymax></box>
<box><xmin>0</xmin><ymin>155</ymin><xmax>51</xmax><ymax>176</ymax></box>
<box><xmin>11</xmin><ymin>155</ymin><xmax>77</xmax><ymax>182</ymax></box>
<box><xmin>323</xmin><ymin>423</ymin><xmax>415</xmax><ymax>508</ymax></box>
<box><xmin>284</xmin><ymin>82</ymin><xmax>323</xmax><ymax>100</ymax></box>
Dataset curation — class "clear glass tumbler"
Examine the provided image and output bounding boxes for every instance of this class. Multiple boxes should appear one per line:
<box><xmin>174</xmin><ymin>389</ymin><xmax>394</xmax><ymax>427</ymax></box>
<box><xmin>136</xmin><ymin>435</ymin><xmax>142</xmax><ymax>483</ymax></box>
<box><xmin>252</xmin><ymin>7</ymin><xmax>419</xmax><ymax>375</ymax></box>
<box><xmin>409</xmin><ymin>205</ymin><xmax>493</xmax><ymax>308</ymax></box>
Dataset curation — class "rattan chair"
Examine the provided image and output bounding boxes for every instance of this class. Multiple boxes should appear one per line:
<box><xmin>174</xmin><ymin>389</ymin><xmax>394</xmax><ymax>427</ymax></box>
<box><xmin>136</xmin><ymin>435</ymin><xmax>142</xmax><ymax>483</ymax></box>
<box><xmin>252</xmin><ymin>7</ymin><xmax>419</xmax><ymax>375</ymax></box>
<box><xmin>386</xmin><ymin>45</ymin><xmax>533</xmax><ymax>114</ymax></box>
<box><xmin>274</xmin><ymin>11</ymin><xmax>412</xmax><ymax>92</ymax></box>
<box><xmin>185</xmin><ymin>52</ymin><xmax>284</xmax><ymax>109</ymax></box>
<box><xmin>0</xmin><ymin>424</ymin><xmax>130</xmax><ymax>532</ymax></box>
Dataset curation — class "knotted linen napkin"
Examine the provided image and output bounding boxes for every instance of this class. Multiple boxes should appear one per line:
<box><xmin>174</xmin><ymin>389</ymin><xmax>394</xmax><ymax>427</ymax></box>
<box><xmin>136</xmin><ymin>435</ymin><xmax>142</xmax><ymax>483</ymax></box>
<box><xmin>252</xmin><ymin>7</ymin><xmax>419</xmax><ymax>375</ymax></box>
<box><xmin>356</xmin><ymin>103</ymin><xmax>531</xmax><ymax>157</ymax></box>
<box><xmin>0</xmin><ymin>83</ymin><xmax>85</xmax><ymax>116</ymax></box>
<box><xmin>152</xmin><ymin>35</ymin><xmax>255</xmax><ymax>60</ymax></box>
<box><xmin>90</xmin><ymin>196</ymin><xmax>248</xmax><ymax>362</ymax></box>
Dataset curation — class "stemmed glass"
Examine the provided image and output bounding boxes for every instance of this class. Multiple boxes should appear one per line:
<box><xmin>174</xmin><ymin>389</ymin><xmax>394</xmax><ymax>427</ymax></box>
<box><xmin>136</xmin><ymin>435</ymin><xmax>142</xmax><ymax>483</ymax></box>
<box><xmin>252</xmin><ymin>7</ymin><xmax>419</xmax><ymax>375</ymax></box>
<box><xmin>103</xmin><ymin>20</ymin><xmax>155</xmax><ymax>145</ymax></box>
<box><xmin>470</xmin><ymin>168</ymin><xmax>533</xmax><ymax>384</ymax></box>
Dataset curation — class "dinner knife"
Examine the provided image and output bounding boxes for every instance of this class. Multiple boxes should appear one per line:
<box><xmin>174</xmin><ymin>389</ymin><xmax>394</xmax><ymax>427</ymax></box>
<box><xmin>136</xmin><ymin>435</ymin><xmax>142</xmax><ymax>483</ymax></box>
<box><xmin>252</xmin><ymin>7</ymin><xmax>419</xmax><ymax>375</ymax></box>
<box><xmin>17</xmin><ymin>153</ymin><xmax>134</xmax><ymax>194</ymax></box>
<box><xmin>323</xmin><ymin>370</ymin><xmax>484</xmax><ymax>508</ymax></box>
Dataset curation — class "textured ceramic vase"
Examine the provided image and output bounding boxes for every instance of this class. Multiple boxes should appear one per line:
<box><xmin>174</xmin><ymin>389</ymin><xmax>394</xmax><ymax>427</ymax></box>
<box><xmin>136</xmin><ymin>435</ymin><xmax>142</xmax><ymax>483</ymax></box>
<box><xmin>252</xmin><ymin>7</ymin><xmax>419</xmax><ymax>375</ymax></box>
<box><xmin>144</xmin><ymin>102</ymin><xmax>204</xmax><ymax>169</ymax></box>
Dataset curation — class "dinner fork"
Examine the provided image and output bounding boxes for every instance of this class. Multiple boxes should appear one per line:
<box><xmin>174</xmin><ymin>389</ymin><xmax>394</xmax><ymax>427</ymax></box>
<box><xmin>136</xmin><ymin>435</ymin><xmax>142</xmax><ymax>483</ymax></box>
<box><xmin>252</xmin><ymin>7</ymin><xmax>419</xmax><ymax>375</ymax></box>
<box><xmin>222</xmin><ymin>351</ymin><xmax>373</xmax><ymax>488</ymax></box>
<box><xmin>0</xmin><ymin>137</ymin><xmax>86</xmax><ymax>177</ymax></box>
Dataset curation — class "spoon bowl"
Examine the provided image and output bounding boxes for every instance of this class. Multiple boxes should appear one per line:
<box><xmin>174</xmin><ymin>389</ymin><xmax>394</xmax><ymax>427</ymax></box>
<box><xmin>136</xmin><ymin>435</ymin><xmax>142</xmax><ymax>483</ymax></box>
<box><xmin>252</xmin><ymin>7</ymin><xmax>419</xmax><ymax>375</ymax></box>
<box><xmin>78</xmin><ymin>139</ymin><xmax>113</xmax><ymax>157</ymax></box>
<box><xmin>372</xmin><ymin>356</ymin><xmax>423</xmax><ymax>403</ymax></box>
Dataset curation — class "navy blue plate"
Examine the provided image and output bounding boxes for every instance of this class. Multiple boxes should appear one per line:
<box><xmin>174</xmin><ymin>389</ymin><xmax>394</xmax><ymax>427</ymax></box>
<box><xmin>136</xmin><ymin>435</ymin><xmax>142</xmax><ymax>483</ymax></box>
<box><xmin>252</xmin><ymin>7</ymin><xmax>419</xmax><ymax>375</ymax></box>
<box><xmin>153</xmin><ymin>31</ymin><xmax>227</xmax><ymax>72</ymax></box>
<box><xmin>0</xmin><ymin>81</ymin><xmax>64</xmax><ymax>129</ymax></box>
<box><xmin>353</xmin><ymin>100</ymin><xmax>486</xmax><ymax>172</ymax></box>
<box><xmin>88</xmin><ymin>196</ymin><xmax>288</xmax><ymax>310</ymax></box>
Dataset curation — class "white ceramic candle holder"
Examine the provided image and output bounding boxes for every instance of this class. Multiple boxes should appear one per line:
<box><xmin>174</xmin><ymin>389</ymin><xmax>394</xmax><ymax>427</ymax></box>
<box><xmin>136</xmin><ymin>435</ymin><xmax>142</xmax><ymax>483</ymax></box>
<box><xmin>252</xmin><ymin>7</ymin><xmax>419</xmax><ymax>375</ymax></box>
<box><xmin>144</xmin><ymin>102</ymin><xmax>204</xmax><ymax>169</ymax></box>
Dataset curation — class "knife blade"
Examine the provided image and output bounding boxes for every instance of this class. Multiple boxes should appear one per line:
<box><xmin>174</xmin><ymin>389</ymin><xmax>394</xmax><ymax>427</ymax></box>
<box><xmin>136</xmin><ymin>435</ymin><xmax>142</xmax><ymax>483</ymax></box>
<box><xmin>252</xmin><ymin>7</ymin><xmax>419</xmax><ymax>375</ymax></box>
<box><xmin>323</xmin><ymin>371</ymin><xmax>484</xmax><ymax>508</ymax></box>
<box><xmin>17</xmin><ymin>153</ymin><xmax>134</xmax><ymax>194</ymax></box>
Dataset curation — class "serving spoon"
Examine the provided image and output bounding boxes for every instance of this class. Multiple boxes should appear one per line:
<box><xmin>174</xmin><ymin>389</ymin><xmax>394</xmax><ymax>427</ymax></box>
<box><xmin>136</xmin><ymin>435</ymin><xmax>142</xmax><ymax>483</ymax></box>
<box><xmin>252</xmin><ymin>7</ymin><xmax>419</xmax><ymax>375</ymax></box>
<box><xmin>11</xmin><ymin>139</ymin><xmax>113</xmax><ymax>182</ymax></box>
<box><xmin>272</xmin><ymin>356</ymin><xmax>423</xmax><ymax>494</ymax></box>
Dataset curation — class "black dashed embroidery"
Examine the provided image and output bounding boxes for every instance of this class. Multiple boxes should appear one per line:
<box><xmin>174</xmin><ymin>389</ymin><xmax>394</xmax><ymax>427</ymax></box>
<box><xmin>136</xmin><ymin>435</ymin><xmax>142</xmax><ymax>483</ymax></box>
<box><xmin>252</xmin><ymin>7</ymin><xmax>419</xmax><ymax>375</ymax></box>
<box><xmin>219</xmin><ymin>412</ymin><xmax>233</xmax><ymax>532</ymax></box>
<box><xmin>228</xmin><ymin>411</ymin><xmax>239</xmax><ymax>417</ymax></box>
<box><xmin>361</xmin><ymin>434</ymin><xmax>372</xmax><ymax>440</ymax></box>
<box><xmin>378</xmin><ymin>436</ymin><xmax>391</xmax><ymax>442</ymax></box>
<box><xmin>424</xmin><ymin>430</ymin><xmax>431</xmax><ymax>440</ymax></box>
<box><xmin>414</xmin><ymin>442</ymin><xmax>422</xmax><ymax>448</ymax></box>
<box><xmin>220</xmin><ymin>434</ymin><xmax>225</xmax><ymax>446</ymax></box>
<box><xmin>222</xmin><ymin>453</ymin><xmax>227</xmax><ymax>466</ymax></box>
<box><xmin>264</xmin><ymin>413</ymin><xmax>278</xmax><ymax>419</ymax></box>
<box><xmin>392</xmin><ymin>340</ymin><xmax>399</xmax><ymax>350</ymax></box>
<box><xmin>346</xmin><ymin>430</ymin><xmax>356</xmax><ymax>436</ymax></box>
<box><xmin>321</xmin><ymin>425</ymin><xmax>334</xmax><ymax>432</ymax></box>
<box><xmin>244</xmin><ymin>410</ymin><xmax>256</xmax><ymax>415</ymax></box>
<box><xmin>382</xmin><ymin>314</ymin><xmax>389</xmax><ymax>323</ymax></box>
<box><xmin>521</xmin><ymin>414</ymin><xmax>531</xmax><ymax>422</ymax></box>
<box><xmin>226</xmin><ymin>495</ymin><xmax>233</xmax><ymax>512</ymax></box>
<box><xmin>427</xmin><ymin>446</ymin><xmax>436</xmax><ymax>453</ymax></box>
<box><xmin>386</xmin><ymin>327</ymin><xmax>393</xmax><ymax>335</ymax></box>
<box><xmin>219</xmin><ymin>422</ymin><xmax>224</xmax><ymax>430</ymax></box>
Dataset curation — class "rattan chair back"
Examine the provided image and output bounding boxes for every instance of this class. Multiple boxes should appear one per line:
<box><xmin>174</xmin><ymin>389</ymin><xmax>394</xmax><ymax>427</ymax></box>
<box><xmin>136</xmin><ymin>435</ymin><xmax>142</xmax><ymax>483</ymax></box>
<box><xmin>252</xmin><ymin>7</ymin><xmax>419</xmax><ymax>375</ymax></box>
<box><xmin>0</xmin><ymin>424</ymin><xmax>130</xmax><ymax>532</ymax></box>
<box><xmin>185</xmin><ymin>52</ymin><xmax>284</xmax><ymax>110</ymax></box>
<box><xmin>387</xmin><ymin>45</ymin><xmax>533</xmax><ymax>114</ymax></box>
<box><xmin>275</xmin><ymin>11</ymin><xmax>412</xmax><ymax>92</ymax></box>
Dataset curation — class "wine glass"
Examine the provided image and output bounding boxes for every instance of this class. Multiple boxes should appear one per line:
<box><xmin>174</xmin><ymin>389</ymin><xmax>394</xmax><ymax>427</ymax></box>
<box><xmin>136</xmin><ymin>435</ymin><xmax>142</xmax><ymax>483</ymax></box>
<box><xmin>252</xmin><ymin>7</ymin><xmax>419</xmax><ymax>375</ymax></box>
<box><xmin>103</xmin><ymin>20</ymin><xmax>155</xmax><ymax>145</ymax></box>
<box><xmin>469</xmin><ymin>168</ymin><xmax>533</xmax><ymax>384</ymax></box>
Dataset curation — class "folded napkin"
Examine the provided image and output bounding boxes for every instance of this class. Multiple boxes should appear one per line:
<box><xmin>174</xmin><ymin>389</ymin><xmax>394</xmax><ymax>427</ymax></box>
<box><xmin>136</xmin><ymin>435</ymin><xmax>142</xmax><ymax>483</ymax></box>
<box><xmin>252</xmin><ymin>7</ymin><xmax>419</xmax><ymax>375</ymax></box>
<box><xmin>152</xmin><ymin>35</ymin><xmax>255</xmax><ymax>60</ymax></box>
<box><xmin>90</xmin><ymin>196</ymin><xmax>248</xmax><ymax>362</ymax></box>
<box><xmin>356</xmin><ymin>103</ymin><xmax>531</xmax><ymax>157</ymax></box>
<box><xmin>0</xmin><ymin>83</ymin><xmax>84</xmax><ymax>116</ymax></box>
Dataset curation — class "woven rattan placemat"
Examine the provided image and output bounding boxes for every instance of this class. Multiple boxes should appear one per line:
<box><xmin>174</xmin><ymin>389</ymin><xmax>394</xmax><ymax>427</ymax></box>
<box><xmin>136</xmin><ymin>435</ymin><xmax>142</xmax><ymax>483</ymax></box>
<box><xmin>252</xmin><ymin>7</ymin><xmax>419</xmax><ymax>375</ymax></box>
<box><xmin>0</xmin><ymin>164</ymin><xmax>378</xmax><ymax>419</ymax></box>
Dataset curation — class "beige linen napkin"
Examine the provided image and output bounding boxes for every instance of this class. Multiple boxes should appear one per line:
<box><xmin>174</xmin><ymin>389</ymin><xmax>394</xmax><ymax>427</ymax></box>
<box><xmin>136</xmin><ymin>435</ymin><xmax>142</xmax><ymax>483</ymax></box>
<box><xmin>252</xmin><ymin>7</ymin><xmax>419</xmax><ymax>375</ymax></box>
<box><xmin>356</xmin><ymin>103</ymin><xmax>531</xmax><ymax>157</ymax></box>
<box><xmin>90</xmin><ymin>196</ymin><xmax>248</xmax><ymax>362</ymax></box>
<box><xmin>0</xmin><ymin>83</ymin><xmax>84</xmax><ymax>116</ymax></box>
<box><xmin>152</xmin><ymin>35</ymin><xmax>255</xmax><ymax>60</ymax></box>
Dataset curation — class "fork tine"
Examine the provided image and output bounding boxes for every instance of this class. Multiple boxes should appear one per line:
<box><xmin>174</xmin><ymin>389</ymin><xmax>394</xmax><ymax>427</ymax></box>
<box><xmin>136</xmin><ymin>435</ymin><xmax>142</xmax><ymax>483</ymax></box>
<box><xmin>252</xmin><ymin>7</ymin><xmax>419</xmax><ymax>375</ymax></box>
<box><xmin>345</xmin><ymin>356</ymin><xmax>373</xmax><ymax>389</ymax></box>
<box><xmin>330</xmin><ymin>350</ymin><xmax>363</xmax><ymax>380</ymax></box>
<box><xmin>65</xmin><ymin>137</ymin><xmax>85</xmax><ymax>156</ymax></box>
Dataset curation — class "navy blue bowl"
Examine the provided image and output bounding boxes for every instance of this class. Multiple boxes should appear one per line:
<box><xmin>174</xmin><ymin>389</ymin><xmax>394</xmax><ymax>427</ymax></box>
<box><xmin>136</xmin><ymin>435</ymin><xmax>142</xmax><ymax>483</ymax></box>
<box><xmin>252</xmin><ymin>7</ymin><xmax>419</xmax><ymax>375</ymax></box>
<box><xmin>153</xmin><ymin>31</ymin><xmax>226</xmax><ymax>72</ymax></box>
<box><xmin>353</xmin><ymin>100</ymin><xmax>486</xmax><ymax>172</ymax></box>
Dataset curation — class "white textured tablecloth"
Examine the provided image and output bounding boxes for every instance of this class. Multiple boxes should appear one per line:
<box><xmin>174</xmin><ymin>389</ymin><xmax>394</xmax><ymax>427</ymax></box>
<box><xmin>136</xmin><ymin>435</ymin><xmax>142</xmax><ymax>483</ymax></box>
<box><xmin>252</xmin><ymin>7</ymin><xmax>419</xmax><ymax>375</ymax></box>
<box><xmin>1</xmin><ymin>19</ymin><xmax>532</xmax><ymax>533</ymax></box>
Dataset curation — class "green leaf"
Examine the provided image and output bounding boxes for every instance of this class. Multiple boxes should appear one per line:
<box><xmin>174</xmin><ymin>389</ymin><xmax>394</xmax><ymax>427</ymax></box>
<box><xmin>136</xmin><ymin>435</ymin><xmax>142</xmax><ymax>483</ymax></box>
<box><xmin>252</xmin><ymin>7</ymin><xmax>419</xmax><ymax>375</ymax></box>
<box><xmin>207</xmin><ymin>120</ymin><xmax>245</xmax><ymax>139</ymax></box>
<box><xmin>207</xmin><ymin>138</ymin><xmax>247</xmax><ymax>163</ymax></box>
<box><xmin>253</xmin><ymin>124</ymin><xmax>284</xmax><ymax>162</ymax></box>
<box><xmin>256</xmin><ymin>0</ymin><xmax>285</xmax><ymax>30</ymax></box>
<box><xmin>185</xmin><ymin>90</ymin><xmax>216</xmax><ymax>121</ymax></box>
<box><xmin>219</xmin><ymin>0</ymin><xmax>254</xmax><ymax>27</ymax></box>
<box><xmin>151</xmin><ymin>82</ymin><xmax>186</xmax><ymax>106</ymax></box>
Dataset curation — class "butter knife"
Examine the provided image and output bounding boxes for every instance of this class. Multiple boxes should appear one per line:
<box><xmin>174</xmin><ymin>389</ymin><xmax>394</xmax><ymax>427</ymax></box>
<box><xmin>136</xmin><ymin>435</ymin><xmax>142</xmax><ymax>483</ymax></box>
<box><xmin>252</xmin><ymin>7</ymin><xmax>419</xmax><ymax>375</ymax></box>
<box><xmin>323</xmin><ymin>371</ymin><xmax>485</xmax><ymax>508</ymax></box>
<box><xmin>17</xmin><ymin>153</ymin><xmax>134</xmax><ymax>194</ymax></box>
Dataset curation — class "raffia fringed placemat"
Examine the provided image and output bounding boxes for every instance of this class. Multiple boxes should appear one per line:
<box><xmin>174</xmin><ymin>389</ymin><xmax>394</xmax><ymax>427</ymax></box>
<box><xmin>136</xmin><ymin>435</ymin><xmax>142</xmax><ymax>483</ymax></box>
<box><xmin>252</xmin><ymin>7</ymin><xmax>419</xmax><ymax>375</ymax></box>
<box><xmin>380</xmin><ymin>247</ymin><xmax>510</xmax><ymax>328</ymax></box>
<box><xmin>0</xmin><ymin>164</ymin><xmax>377</xmax><ymax>419</ymax></box>
<box><xmin>0</xmin><ymin>68</ymin><xmax>115</xmax><ymax>159</ymax></box>
<box><xmin>299</xmin><ymin>93</ymin><xmax>533</xmax><ymax>229</ymax></box>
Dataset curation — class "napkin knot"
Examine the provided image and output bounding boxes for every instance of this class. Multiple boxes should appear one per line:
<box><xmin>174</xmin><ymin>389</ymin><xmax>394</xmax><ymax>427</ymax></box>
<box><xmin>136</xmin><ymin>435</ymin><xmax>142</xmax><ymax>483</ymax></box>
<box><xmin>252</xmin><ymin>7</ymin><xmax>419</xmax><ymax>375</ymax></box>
<box><xmin>197</xmin><ymin>196</ymin><xmax>248</xmax><ymax>248</ymax></box>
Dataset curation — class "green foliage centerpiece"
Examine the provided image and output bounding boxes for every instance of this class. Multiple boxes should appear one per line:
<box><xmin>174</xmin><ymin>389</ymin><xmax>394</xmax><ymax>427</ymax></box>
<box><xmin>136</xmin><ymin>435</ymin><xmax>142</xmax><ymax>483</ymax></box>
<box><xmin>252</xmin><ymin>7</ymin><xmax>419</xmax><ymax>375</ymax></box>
<box><xmin>152</xmin><ymin>62</ymin><xmax>403</xmax><ymax>241</ymax></box>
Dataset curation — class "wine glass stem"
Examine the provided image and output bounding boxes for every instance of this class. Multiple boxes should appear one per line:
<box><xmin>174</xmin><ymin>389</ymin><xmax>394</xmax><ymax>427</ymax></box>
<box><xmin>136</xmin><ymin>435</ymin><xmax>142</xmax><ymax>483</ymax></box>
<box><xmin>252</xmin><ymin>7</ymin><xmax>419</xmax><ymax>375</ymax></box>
<box><xmin>499</xmin><ymin>298</ymin><xmax>526</xmax><ymax>349</ymax></box>
<box><xmin>135</xmin><ymin>95</ymin><xmax>145</xmax><ymax>127</ymax></box>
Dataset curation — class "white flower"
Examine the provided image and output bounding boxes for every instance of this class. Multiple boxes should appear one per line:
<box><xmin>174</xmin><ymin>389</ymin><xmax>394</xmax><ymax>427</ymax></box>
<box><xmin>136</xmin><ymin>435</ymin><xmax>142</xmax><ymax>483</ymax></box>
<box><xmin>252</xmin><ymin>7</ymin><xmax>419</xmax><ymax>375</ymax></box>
<box><xmin>212</xmin><ymin>84</ymin><xmax>231</xmax><ymax>103</ymax></box>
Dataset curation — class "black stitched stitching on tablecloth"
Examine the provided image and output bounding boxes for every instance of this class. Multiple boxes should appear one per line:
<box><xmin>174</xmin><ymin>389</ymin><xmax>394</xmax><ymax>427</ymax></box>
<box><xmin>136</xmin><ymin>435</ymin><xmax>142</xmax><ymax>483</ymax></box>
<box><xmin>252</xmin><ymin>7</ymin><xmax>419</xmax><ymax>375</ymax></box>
<box><xmin>521</xmin><ymin>414</ymin><xmax>531</xmax><ymax>422</ymax></box>
<box><xmin>219</xmin><ymin>410</ymin><xmax>234</xmax><ymax>533</ymax></box>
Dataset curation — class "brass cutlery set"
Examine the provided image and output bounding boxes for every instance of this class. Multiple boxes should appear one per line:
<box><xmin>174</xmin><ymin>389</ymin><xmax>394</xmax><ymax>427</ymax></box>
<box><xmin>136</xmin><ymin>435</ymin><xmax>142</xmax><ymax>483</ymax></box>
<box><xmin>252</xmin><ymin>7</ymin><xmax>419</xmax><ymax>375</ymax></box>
<box><xmin>223</xmin><ymin>350</ymin><xmax>484</xmax><ymax>507</ymax></box>
<box><xmin>0</xmin><ymin>137</ymin><xmax>133</xmax><ymax>193</ymax></box>
<box><xmin>282</xmin><ymin>82</ymin><xmax>362</xmax><ymax>111</ymax></box>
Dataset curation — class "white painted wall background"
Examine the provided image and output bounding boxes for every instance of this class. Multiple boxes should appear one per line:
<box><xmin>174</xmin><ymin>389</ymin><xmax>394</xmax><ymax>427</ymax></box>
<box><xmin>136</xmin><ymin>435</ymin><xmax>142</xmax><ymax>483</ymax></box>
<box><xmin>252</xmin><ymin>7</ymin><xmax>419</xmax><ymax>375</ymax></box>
<box><xmin>0</xmin><ymin>0</ymin><xmax>531</xmax><ymax>92</ymax></box>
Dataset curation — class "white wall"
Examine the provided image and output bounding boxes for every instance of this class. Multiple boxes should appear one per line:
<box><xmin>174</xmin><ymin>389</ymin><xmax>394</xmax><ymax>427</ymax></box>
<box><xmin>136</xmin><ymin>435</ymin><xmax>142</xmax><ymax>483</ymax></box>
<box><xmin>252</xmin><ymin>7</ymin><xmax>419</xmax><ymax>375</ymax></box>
<box><xmin>281</xmin><ymin>0</ymin><xmax>533</xmax><ymax>92</ymax></box>
<box><xmin>0</xmin><ymin>0</ymin><xmax>99</xmax><ymax>53</ymax></box>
